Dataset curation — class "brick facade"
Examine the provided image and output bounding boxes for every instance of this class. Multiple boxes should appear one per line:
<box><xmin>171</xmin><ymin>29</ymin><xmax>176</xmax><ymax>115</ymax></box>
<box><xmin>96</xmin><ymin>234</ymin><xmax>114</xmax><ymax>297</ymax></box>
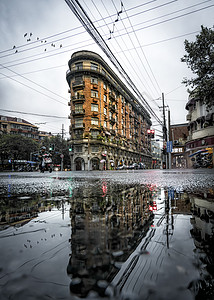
<box><xmin>66</xmin><ymin>51</ymin><xmax>152</xmax><ymax>170</ymax></box>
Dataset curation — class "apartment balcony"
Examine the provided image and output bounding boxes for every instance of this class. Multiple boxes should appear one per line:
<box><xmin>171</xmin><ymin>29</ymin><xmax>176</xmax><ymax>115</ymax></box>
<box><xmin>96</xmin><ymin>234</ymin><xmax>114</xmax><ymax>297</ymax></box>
<box><xmin>92</xmin><ymin>111</ymin><xmax>99</xmax><ymax>116</ymax></box>
<box><xmin>92</xmin><ymin>83</ymin><xmax>98</xmax><ymax>90</ymax></box>
<box><xmin>109</xmin><ymin>116</ymin><xmax>116</xmax><ymax>124</ymax></box>
<box><xmin>72</xmin><ymin>123</ymin><xmax>85</xmax><ymax>129</ymax></box>
<box><xmin>72</xmin><ymin>95</ymin><xmax>85</xmax><ymax>102</ymax></box>
<box><xmin>92</xmin><ymin>98</ymin><xmax>99</xmax><ymax>103</ymax></box>
<box><xmin>109</xmin><ymin>104</ymin><xmax>116</xmax><ymax>112</ymax></box>
<box><xmin>72</xmin><ymin>80</ymin><xmax>85</xmax><ymax>89</ymax></box>
<box><xmin>72</xmin><ymin>109</ymin><xmax>85</xmax><ymax>116</ymax></box>
<box><xmin>109</xmin><ymin>92</ymin><xmax>116</xmax><ymax>100</ymax></box>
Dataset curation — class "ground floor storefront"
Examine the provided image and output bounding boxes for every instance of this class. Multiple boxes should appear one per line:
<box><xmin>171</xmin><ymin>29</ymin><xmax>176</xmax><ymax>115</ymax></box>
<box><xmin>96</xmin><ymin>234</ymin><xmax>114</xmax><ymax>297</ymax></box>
<box><xmin>186</xmin><ymin>136</ymin><xmax>214</xmax><ymax>168</ymax></box>
<box><xmin>70</xmin><ymin>142</ymin><xmax>152</xmax><ymax>171</ymax></box>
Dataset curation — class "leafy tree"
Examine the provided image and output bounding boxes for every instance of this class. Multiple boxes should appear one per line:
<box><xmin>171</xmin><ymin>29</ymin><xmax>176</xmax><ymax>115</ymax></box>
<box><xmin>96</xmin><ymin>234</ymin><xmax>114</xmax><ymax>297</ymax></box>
<box><xmin>181</xmin><ymin>25</ymin><xmax>214</xmax><ymax>109</ymax></box>
<box><xmin>0</xmin><ymin>134</ymin><xmax>39</xmax><ymax>160</ymax></box>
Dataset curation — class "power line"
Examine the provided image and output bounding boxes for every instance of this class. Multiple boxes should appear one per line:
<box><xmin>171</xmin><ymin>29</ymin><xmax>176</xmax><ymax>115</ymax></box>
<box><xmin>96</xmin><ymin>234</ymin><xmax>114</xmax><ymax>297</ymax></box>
<box><xmin>1</xmin><ymin>0</ymin><xmax>210</xmax><ymax>60</ymax></box>
<box><xmin>118</xmin><ymin>0</ymin><xmax>162</xmax><ymax>94</ymax></box>
<box><xmin>0</xmin><ymin>108</ymin><xmax>156</xmax><ymax>134</ymax></box>
<box><xmin>99</xmin><ymin>0</ymin><xmax>158</xmax><ymax>99</ymax></box>
<box><xmin>0</xmin><ymin>63</ymin><xmax>68</xmax><ymax>102</ymax></box>
<box><xmin>0</xmin><ymin>72</ymin><xmax>67</xmax><ymax>106</ymax></box>
<box><xmin>0</xmin><ymin>108</ymin><xmax>67</xmax><ymax>119</ymax></box>
<box><xmin>0</xmin><ymin>0</ymin><xmax>174</xmax><ymax>56</ymax></box>
<box><xmin>1</xmin><ymin>2</ymin><xmax>211</xmax><ymax>71</ymax></box>
<box><xmin>111</xmin><ymin>4</ymin><xmax>214</xmax><ymax>39</ymax></box>
<box><xmin>64</xmin><ymin>0</ymin><xmax>163</xmax><ymax>125</ymax></box>
<box><xmin>0</xmin><ymin>64</ymin><xmax>66</xmax><ymax>80</ymax></box>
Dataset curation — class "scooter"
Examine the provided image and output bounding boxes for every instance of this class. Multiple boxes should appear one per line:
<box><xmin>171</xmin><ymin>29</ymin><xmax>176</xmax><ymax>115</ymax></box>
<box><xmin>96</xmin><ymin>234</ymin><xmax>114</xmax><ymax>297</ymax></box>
<box><xmin>40</xmin><ymin>154</ymin><xmax>53</xmax><ymax>173</ymax></box>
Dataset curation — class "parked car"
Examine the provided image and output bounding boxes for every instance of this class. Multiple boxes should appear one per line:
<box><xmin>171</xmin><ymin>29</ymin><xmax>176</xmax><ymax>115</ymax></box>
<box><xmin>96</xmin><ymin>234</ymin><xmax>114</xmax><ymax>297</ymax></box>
<box><xmin>127</xmin><ymin>163</ymin><xmax>139</xmax><ymax>169</ymax></box>
<box><xmin>116</xmin><ymin>164</ymin><xmax>127</xmax><ymax>170</ymax></box>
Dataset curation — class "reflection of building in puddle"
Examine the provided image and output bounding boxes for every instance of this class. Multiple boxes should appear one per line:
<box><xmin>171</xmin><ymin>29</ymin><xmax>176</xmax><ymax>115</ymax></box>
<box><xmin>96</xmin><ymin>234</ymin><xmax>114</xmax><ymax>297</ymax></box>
<box><xmin>189</xmin><ymin>192</ymin><xmax>214</xmax><ymax>299</ymax></box>
<box><xmin>0</xmin><ymin>196</ymin><xmax>64</xmax><ymax>227</ymax></box>
<box><xmin>67</xmin><ymin>183</ymin><xmax>159</xmax><ymax>298</ymax></box>
<box><xmin>106</xmin><ymin>190</ymin><xmax>213</xmax><ymax>300</ymax></box>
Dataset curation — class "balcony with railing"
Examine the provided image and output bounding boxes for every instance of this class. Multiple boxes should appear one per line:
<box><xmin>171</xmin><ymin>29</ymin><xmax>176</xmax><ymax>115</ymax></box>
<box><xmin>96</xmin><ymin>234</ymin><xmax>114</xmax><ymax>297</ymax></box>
<box><xmin>72</xmin><ymin>80</ymin><xmax>85</xmax><ymax>89</ymax></box>
<box><xmin>72</xmin><ymin>109</ymin><xmax>85</xmax><ymax>116</ymax></box>
<box><xmin>72</xmin><ymin>95</ymin><xmax>85</xmax><ymax>102</ymax></box>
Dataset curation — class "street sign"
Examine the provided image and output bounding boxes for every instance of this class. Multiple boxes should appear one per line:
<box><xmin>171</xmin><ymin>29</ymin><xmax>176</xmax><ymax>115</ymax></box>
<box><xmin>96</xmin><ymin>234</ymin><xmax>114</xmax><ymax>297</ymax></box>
<box><xmin>167</xmin><ymin>141</ymin><xmax>173</xmax><ymax>153</ymax></box>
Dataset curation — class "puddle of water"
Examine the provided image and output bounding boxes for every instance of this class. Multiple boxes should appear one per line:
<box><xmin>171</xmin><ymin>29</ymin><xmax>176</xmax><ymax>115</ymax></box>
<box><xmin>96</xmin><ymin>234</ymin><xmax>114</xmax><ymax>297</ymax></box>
<box><xmin>0</xmin><ymin>181</ymin><xmax>213</xmax><ymax>299</ymax></box>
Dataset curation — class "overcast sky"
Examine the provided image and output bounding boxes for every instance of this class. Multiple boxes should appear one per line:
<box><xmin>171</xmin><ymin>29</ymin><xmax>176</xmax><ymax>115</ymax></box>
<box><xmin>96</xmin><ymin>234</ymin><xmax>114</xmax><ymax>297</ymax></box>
<box><xmin>0</xmin><ymin>0</ymin><xmax>213</xmax><ymax>138</ymax></box>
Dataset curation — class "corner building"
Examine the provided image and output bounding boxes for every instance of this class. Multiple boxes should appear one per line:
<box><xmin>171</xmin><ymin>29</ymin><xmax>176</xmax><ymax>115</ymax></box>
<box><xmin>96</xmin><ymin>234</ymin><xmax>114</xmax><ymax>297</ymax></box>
<box><xmin>66</xmin><ymin>50</ymin><xmax>152</xmax><ymax>171</ymax></box>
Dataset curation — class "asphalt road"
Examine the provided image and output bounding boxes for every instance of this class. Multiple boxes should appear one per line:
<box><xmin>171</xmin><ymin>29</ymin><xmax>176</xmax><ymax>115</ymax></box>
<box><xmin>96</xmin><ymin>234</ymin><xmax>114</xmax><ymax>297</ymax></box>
<box><xmin>0</xmin><ymin>168</ymin><xmax>214</xmax><ymax>198</ymax></box>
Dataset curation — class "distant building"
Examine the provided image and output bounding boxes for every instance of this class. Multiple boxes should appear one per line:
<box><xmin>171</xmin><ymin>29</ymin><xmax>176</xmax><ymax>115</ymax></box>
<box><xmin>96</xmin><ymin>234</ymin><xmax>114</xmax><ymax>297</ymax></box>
<box><xmin>66</xmin><ymin>50</ymin><xmax>153</xmax><ymax>170</ymax></box>
<box><xmin>0</xmin><ymin>115</ymin><xmax>53</xmax><ymax>141</ymax></box>
<box><xmin>38</xmin><ymin>131</ymin><xmax>53</xmax><ymax>140</ymax></box>
<box><xmin>170</xmin><ymin>123</ymin><xmax>188</xmax><ymax>168</ymax></box>
<box><xmin>185</xmin><ymin>94</ymin><xmax>214</xmax><ymax>168</ymax></box>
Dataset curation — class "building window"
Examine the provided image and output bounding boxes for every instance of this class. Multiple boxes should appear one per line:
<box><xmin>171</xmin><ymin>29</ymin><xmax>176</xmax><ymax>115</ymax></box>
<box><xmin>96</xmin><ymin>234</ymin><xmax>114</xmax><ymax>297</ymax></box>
<box><xmin>91</xmin><ymin>104</ymin><xmax>98</xmax><ymax>112</ymax></box>
<box><xmin>91</xmin><ymin>145</ymin><xmax>99</xmax><ymax>152</ymax></box>
<box><xmin>91</xmin><ymin>62</ymin><xmax>98</xmax><ymax>71</ymax></box>
<box><xmin>75</xmin><ymin>129</ymin><xmax>83</xmax><ymax>138</ymax></box>
<box><xmin>75</xmin><ymin>145</ymin><xmax>82</xmax><ymax>152</ymax></box>
<box><xmin>75</xmin><ymin>75</ymin><xmax>83</xmax><ymax>81</ymax></box>
<box><xmin>109</xmin><ymin>124</ymin><xmax>113</xmax><ymax>130</ymax></box>
<box><xmin>104</xmin><ymin>94</ymin><xmax>107</xmax><ymax>102</ymax></box>
<box><xmin>74</xmin><ymin>90</ymin><xmax>84</xmax><ymax>99</ymax></box>
<box><xmin>75</xmin><ymin>118</ymin><xmax>83</xmax><ymax>128</ymax></box>
<box><xmin>91</xmin><ymin>77</ymin><xmax>98</xmax><ymax>84</ymax></box>
<box><xmin>91</xmin><ymin>90</ymin><xmax>98</xmax><ymax>98</ymax></box>
<box><xmin>91</xmin><ymin>130</ymin><xmax>99</xmax><ymax>138</ymax></box>
<box><xmin>75</xmin><ymin>62</ymin><xmax>83</xmax><ymax>70</ymax></box>
<box><xmin>103</xmin><ymin>82</ymin><xmax>107</xmax><ymax>90</ymax></box>
<box><xmin>104</xmin><ymin>107</ymin><xmax>107</xmax><ymax>115</ymax></box>
<box><xmin>91</xmin><ymin>118</ymin><xmax>98</xmax><ymax>126</ymax></box>
<box><xmin>104</xmin><ymin>121</ymin><xmax>107</xmax><ymax>127</ymax></box>
<box><xmin>75</xmin><ymin>103</ymin><xmax>83</xmax><ymax>112</ymax></box>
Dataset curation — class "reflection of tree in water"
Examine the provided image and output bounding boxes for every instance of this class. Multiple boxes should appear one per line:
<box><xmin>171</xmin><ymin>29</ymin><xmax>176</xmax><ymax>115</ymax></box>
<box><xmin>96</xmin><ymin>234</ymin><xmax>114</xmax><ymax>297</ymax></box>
<box><xmin>188</xmin><ymin>192</ymin><xmax>214</xmax><ymax>299</ymax></box>
<box><xmin>67</xmin><ymin>183</ymin><xmax>159</xmax><ymax>298</ymax></box>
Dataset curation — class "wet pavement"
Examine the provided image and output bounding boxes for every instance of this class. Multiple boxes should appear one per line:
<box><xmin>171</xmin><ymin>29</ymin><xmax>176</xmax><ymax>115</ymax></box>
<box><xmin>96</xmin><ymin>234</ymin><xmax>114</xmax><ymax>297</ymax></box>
<box><xmin>0</xmin><ymin>169</ymin><xmax>214</xmax><ymax>300</ymax></box>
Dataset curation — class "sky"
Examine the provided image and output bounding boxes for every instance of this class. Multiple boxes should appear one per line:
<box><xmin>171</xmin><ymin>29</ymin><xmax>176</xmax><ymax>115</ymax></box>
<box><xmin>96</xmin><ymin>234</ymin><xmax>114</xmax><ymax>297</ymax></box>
<box><xmin>0</xmin><ymin>0</ymin><xmax>214</xmax><ymax>139</ymax></box>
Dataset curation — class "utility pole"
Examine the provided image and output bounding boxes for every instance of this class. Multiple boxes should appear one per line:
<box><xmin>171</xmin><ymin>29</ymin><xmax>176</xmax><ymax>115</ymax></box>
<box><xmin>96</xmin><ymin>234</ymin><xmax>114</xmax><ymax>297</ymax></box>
<box><xmin>168</xmin><ymin>109</ymin><xmax>171</xmax><ymax>169</ymax></box>
<box><xmin>160</xmin><ymin>93</ymin><xmax>168</xmax><ymax>169</ymax></box>
<box><xmin>61</xmin><ymin>124</ymin><xmax>65</xmax><ymax>140</ymax></box>
<box><xmin>61</xmin><ymin>124</ymin><xmax>64</xmax><ymax>171</ymax></box>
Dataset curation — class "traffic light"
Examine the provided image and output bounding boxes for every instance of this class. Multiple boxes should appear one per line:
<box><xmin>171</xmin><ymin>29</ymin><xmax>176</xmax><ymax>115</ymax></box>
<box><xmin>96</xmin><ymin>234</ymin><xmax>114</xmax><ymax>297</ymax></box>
<box><xmin>147</xmin><ymin>129</ymin><xmax>155</xmax><ymax>138</ymax></box>
<box><xmin>49</xmin><ymin>144</ymin><xmax>55</xmax><ymax>151</ymax></box>
<box><xmin>150</xmin><ymin>129</ymin><xmax>155</xmax><ymax>138</ymax></box>
<box><xmin>69</xmin><ymin>145</ymin><xmax>73</xmax><ymax>152</ymax></box>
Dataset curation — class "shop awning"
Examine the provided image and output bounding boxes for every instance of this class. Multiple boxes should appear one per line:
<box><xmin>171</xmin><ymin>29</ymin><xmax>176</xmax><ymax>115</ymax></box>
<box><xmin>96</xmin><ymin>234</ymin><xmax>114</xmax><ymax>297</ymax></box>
<box><xmin>188</xmin><ymin>149</ymin><xmax>208</xmax><ymax>157</ymax></box>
